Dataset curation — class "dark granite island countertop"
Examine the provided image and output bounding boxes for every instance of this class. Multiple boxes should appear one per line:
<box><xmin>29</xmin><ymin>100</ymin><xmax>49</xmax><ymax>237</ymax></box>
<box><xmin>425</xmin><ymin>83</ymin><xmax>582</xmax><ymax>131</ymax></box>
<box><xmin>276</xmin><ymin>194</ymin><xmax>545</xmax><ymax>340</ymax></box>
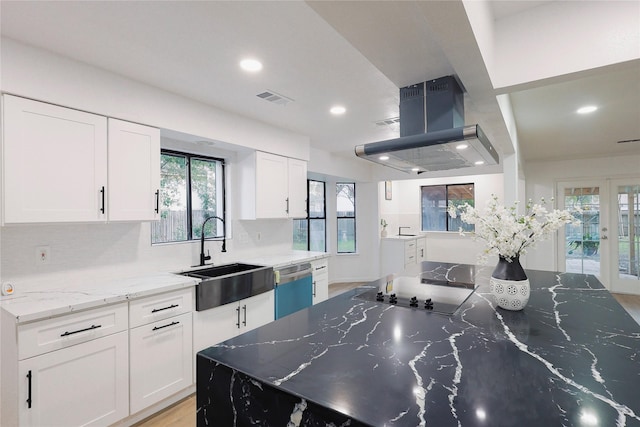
<box><xmin>197</xmin><ymin>262</ymin><xmax>640</xmax><ymax>426</ymax></box>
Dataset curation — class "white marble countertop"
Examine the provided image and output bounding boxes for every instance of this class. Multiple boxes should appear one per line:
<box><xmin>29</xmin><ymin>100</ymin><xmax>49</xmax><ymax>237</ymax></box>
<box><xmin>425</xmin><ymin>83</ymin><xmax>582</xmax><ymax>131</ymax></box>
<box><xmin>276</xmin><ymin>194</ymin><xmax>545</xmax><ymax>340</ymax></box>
<box><xmin>381</xmin><ymin>235</ymin><xmax>424</xmax><ymax>241</ymax></box>
<box><xmin>0</xmin><ymin>250</ymin><xmax>329</xmax><ymax>324</ymax></box>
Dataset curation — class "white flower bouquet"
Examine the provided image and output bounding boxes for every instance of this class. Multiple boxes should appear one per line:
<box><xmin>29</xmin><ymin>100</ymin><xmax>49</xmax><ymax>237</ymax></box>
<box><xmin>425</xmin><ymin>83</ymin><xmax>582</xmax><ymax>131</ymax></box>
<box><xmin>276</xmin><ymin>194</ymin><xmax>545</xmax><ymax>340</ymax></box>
<box><xmin>448</xmin><ymin>195</ymin><xmax>580</xmax><ymax>264</ymax></box>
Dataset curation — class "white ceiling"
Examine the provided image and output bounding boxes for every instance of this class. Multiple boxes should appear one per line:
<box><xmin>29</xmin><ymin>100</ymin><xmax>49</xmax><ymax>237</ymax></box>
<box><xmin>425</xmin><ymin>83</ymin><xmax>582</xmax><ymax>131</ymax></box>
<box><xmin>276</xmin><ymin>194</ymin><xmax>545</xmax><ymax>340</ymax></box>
<box><xmin>1</xmin><ymin>0</ymin><xmax>638</xmax><ymax>167</ymax></box>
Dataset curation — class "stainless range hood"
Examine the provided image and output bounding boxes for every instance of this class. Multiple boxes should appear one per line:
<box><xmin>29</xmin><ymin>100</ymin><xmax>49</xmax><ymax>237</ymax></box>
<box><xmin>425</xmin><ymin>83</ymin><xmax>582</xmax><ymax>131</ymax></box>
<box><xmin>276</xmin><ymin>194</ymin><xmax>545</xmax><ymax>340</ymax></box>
<box><xmin>355</xmin><ymin>76</ymin><xmax>499</xmax><ymax>174</ymax></box>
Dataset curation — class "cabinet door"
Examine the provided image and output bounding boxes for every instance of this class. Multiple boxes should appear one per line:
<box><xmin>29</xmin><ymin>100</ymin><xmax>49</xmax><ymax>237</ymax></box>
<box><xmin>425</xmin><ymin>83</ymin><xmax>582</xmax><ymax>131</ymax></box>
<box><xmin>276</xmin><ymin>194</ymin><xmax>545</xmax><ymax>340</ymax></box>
<box><xmin>130</xmin><ymin>312</ymin><xmax>193</xmax><ymax>414</ymax></box>
<box><xmin>287</xmin><ymin>158</ymin><xmax>308</xmax><ymax>218</ymax></box>
<box><xmin>18</xmin><ymin>331</ymin><xmax>128</xmax><ymax>427</ymax></box>
<box><xmin>2</xmin><ymin>95</ymin><xmax>107</xmax><ymax>223</ymax></box>
<box><xmin>416</xmin><ymin>237</ymin><xmax>427</xmax><ymax>262</ymax></box>
<box><xmin>242</xmin><ymin>291</ymin><xmax>275</xmax><ymax>332</ymax></box>
<box><xmin>108</xmin><ymin>119</ymin><xmax>160</xmax><ymax>221</ymax></box>
<box><xmin>255</xmin><ymin>152</ymin><xmax>288</xmax><ymax>218</ymax></box>
<box><xmin>192</xmin><ymin>302</ymin><xmax>240</xmax><ymax>354</ymax></box>
<box><xmin>312</xmin><ymin>259</ymin><xmax>329</xmax><ymax>304</ymax></box>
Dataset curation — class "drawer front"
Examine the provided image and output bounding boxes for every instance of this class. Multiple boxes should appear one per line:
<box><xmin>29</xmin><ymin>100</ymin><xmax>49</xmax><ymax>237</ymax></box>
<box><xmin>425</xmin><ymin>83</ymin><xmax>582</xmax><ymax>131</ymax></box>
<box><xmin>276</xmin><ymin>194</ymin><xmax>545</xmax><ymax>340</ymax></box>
<box><xmin>129</xmin><ymin>288</ymin><xmax>194</xmax><ymax>328</ymax></box>
<box><xmin>312</xmin><ymin>259</ymin><xmax>329</xmax><ymax>279</ymax></box>
<box><xmin>18</xmin><ymin>302</ymin><xmax>128</xmax><ymax>360</ymax></box>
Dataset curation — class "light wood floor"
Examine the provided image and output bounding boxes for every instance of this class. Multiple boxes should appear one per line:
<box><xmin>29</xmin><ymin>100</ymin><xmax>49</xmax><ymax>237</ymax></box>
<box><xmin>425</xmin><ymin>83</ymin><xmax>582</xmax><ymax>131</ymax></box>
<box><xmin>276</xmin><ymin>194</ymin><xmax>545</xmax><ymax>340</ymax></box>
<box><xmin>135</xmin><ymin>287</ymin><xmax>640</xmax><ymax>427</ymax></box>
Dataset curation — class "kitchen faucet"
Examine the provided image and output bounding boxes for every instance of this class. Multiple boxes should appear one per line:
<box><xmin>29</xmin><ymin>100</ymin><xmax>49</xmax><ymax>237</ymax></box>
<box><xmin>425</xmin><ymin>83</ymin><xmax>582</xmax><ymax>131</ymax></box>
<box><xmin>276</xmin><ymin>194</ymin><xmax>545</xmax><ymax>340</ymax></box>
<box><xmin>398</xmin><ymin>226</ymin><xmax>411</xmax><ymax>236</ymax></box>
<box><xmin>199</xmin><ymin>216</ymin><xmax>226</xmax><ymax>266</ymax></box>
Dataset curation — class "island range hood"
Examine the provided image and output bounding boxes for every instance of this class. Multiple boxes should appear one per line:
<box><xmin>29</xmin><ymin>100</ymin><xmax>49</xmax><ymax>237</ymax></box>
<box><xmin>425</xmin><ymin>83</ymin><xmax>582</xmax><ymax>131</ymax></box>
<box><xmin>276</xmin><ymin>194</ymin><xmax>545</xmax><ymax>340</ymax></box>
<box><xmin>355</xmin><ymin>76</ymin><xmax>499</xmax><ymax>173</ymax></box>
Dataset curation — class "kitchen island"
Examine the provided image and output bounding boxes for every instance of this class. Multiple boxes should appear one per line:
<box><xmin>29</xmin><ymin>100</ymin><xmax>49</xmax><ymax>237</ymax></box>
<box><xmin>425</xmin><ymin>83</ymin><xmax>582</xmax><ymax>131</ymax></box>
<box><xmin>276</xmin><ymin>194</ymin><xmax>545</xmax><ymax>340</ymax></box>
<box><xmin>197</xmin><ymin>262</ymin><xmax>640</xmax><ymax>426</ymax></box>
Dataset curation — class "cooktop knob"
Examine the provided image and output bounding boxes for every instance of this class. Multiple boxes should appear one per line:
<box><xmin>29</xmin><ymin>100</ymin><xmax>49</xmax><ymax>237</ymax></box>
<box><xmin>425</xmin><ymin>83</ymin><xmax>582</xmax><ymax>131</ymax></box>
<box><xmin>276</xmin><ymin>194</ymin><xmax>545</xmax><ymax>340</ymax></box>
<box><xmin>389</xmin><ymin>293</ymin><xmax>398</xmax><ymax>304</ymax></box>
<box><xmin>409</xmin><ymin>296</ymin><xmax>418</xmax><ymax>307</ymax></box>
<box><xmin>424</xmin><ymin>298</ymin><xmax>434</xmax><ymax>310</ymax></box>
<box><xmin>376</xmin><ymin>292</ymin><xmax>384</xmax><ymax>302</ymax></box>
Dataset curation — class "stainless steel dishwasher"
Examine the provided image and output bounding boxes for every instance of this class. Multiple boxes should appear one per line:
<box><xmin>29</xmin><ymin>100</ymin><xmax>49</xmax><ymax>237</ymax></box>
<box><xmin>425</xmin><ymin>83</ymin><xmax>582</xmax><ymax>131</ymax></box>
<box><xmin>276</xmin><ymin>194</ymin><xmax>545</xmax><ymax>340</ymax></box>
<box><xmin>274</xmin><ymin>263</ymin><xmax>313</xmax><ymax>319</ymax></box>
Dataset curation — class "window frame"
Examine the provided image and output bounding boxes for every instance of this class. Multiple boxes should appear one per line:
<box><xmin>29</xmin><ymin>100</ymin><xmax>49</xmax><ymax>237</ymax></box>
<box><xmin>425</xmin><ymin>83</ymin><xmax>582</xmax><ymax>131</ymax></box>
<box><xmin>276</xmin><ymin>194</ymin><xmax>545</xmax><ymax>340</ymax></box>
<box><xmin>420</xmin><ymin>183</ymin><xmax>474</xmax><ymax>232</ymax></box>
<box><xmin>152</xmin><ymin>149</ymin><xmax>226</xmax><ymax>244</ymax></box>
<box><xmin>336</xmin><ymin>182</ymin><xmax>356</xmax><ymax>254</ymax></box>
<box><xmin>293</xmin><ymin>179</ymin><xmax>326</xmax><ymax>252</ymax></box>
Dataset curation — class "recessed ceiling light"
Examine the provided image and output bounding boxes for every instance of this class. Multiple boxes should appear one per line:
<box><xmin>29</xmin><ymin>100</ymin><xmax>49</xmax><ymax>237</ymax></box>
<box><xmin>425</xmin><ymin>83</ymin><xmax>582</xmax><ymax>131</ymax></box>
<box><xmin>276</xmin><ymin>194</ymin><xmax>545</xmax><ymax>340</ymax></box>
<box><xmin>379</xmin><ymin>155</ymin><xmax>389</xmax><ymax>161</ymax></box>
<box><xmin>411</xmin><ymin>167</ymin><xmax>420</xmax><ymax>172</ymax></box>
<box><xmin>240</xmin><ymin>58</ymin><xmax>263</xmax><ymax>72</ymax></box>
<box><xmin>474</xmin><ymin>160</ymin><xmax>485</xmax><ymax>165</ymax></box>
<box><xmin>330</xmin><ymin>106</ymin><xmax>346</xmax><ymax>115</ymax></box>
<box><xmin>456</xmin><ymin>143</ymin><xmax>468</xmax><ymax>150</ymax></box>
<box><xmin>577</xmin><ymin>105</ymin><xmax>597</xmax><ymax>114</ymax></box>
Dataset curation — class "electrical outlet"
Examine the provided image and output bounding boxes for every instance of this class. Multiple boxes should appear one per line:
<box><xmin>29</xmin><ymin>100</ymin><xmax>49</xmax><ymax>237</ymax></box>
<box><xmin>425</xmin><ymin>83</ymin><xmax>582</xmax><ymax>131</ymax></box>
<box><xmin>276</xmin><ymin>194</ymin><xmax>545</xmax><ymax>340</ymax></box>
<box><xmin>36</xmin><ymin>246</ymin><xmax>50</xmax><ymax>264</ymax></box>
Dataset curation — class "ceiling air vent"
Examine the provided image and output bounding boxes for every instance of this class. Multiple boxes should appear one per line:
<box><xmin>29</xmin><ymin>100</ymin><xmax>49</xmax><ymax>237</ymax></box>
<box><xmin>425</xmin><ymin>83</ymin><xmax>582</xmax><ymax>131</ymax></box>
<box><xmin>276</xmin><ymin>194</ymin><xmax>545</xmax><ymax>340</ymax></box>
<box><xmin>256</xmin><ymin>90</ymin><xmax>293</xmax><ymax>106</ymax></box>
<box><xmin>375</xmin><ymin>116</ymin><xmax>400</xmax><ymax>128</ymax></box>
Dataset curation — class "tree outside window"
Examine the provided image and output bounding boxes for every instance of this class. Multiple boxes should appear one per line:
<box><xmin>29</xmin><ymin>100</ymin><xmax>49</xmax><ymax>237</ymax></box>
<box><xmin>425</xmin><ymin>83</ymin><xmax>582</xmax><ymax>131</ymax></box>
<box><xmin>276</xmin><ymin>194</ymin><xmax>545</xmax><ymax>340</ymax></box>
<box><xmin>152</xmin><ymin>151</ymin><xmax>225</xmax><ymax>244</ymax></box>
<box><xmin>337</xmin><ymin>183</ymin><xmax>356</xmax><ymax>253</ymax></box>
<box><xmin>421</xmin><ymin>183</ymin><xmax>474</xmax><ymax>232</ymax></box>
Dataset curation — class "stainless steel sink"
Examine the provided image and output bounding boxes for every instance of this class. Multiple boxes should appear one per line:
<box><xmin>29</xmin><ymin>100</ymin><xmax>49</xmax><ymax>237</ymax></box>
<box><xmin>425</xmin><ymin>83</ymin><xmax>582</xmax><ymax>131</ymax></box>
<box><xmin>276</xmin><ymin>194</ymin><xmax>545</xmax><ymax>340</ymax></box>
<box><xmin>180</xmin><ymin>263</ymin><xmax>274</xmax><ymax>311</ymax></box>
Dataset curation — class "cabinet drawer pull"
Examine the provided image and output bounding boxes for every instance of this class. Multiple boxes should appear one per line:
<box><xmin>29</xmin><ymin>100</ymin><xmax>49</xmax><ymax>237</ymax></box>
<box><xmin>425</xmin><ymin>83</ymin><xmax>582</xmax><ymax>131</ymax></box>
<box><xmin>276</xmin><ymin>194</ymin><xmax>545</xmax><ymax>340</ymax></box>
<box><xmin>26</xmin><ymin>370</ymin><xmax>32</xmax><ymax>409</ymax></box>
<box><xmin>151</xmin><ymin>304</ymin><xmax>179</xmax><ymax>313</ymax></box>
<box><xmin>60</xmin><ymin>324</ymin><xmax>102</xmax><ymax>337</ymax></box>
<box><xmin>100</xmin><ymin>186</ymin><xmax>105</xmax><ymax>214</ymax></box>
<box><xmin>236</xmin><ymin>306</ymin><xmax>241</xmax><ymax>328</ymax></box>
<box><xmin>154</xmin><ymin>189</ymin><xmax>160</xmax><ymax>214</ymax></box>
<box><xmin>314</xmin><ymin>265</ymin><xmax>326</xmax><ymax>270</ymax></box>
<box><xmin>286</xmin><ymin>197</ymin><xmax>290</xmax><ymax>214</ymax></box>
<box><xmin>152</xmin><ymin>321</ymin><xmax>179</xmax><ymax>331</ymax></box>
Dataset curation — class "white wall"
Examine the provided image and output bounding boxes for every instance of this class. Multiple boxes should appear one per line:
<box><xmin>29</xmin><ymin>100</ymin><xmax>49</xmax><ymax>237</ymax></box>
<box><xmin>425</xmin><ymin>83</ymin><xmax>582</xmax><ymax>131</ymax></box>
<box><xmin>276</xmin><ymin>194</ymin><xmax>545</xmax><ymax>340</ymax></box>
<box><xmin>379</xmin><ymin>173</ymin><xmax>504</xmax><ymax>266</ymax></box>
<box><xmin>525</xmin><ymin>153</ymin><xmax>640</xmax><ymax>273</ymax></box>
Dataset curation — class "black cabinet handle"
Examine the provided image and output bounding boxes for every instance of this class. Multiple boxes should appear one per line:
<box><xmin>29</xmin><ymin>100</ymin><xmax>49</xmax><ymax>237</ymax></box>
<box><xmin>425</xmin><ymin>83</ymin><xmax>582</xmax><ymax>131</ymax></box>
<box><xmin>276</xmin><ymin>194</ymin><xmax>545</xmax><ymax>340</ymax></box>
<box><xmin>286</xmin><ymin>197</ymin><xmax>289</xmax><ymax>214</ymax></box>
<box><xmin>314</xmin><ymin>265</ymin><xmax>326</xmax><ymax>270</ymax></box>
<box><xmin>151</xmin><ymin>304</ymin><xmax>178</xmax><ymax>313</ymax></box>
<box><xmin>236</xmin><ymin>306</ymin><xmax>241</xmax><ymax>328</ymax></box>
<box><xmin>26</xmin><ymin>370</ymin><xmax>32</xmax><ymax>409</ymax></box>
<box><xmin>154</xmin><ymin>189</ymin><xmax>160</xmax><ymax>214</ymax></box>
<box><xmin>152</xmin><ymin>321</ymin><xmax>179</xmax><ymax>331</ymax></box>
<box><xmin>242</xmin><ymin>305</ymin><xmax>247</xmax><ymax>327</ymax></box>
<box><xmin>313</xmin><ymin>280</ymin><xmax>317</xmax><ymax>297</ymax></box>
<box><xmin>61</xmin><ymin>324</ymin><xmax>102</xmax><ymax>337</ymax></box>
<box><xmin>100</xmin><ymin>186</ymin><xmax>105</xmax><ymax>214</ymax></box>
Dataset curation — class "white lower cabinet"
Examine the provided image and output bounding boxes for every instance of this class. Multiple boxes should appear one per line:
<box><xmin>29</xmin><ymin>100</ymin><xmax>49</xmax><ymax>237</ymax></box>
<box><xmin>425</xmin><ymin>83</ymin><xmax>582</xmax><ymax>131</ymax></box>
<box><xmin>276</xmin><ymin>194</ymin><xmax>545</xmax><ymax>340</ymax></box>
<box><xmin>193</xmin><ymin>290</ymin><xmax>275</xmax><ymax>354</ymax></box>
<box><xmin>381</xmin><ymin>236</ymin><xmax>427</xmax><ymax>276</ymax></box>
<box><xmin>312</xmin><ymin>258</ymin><xmax>329</xmax><ymax>304</ymax></box>
<box><xmin>129</xmin><ymin>312</ymin><xmax>193</xmax><ymax>414</ymax></box>
<box><xmin>18</xmin><ymin>331</ymin><xmax>129</xmax><ymax>427</ymax></box>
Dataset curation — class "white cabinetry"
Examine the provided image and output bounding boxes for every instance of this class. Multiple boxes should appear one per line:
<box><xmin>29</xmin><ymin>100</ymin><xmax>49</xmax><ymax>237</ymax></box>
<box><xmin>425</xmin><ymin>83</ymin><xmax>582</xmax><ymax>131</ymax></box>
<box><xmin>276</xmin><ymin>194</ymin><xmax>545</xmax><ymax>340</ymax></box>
<box><xmin>2</xmin><ymin>94</ymin><xmax>108</xmax><ymax>223</ymax></box>
<box><xmin>107</xmin><ymin>119</ymin><xmax>161</xmax><ymax>221</ymax></box>
<box><xmin>381</xmin><ymin>236</ymin><xmax>427</xmax><ymax>277</ymax></box>
<box><xmin>238</xmin><ymin>151</ymin><xmax>307</xmax><ymax>219</ymax></box>
<box><xmin>193</xmin><ymin>290</ymin><xmax>275</xmax><ymax>354</ymax></box>
<box><xmin>2</xmin><ymin>302</ymin><xmax>129</xmax><ymax>427</ymax></box>
<box><xmin>129</xmin><ymin>289</ymin><xmax>193</xmax><ymax>414</ymax></box>
<box><xmin>1</xmin><ymin>95</ymin><xmax>161</xmax><ymax>224</ymax></box>
<box><xmin>311</xmin><ymin>258</ymin><xmax>329</xmax><ymax>304</ymax></box>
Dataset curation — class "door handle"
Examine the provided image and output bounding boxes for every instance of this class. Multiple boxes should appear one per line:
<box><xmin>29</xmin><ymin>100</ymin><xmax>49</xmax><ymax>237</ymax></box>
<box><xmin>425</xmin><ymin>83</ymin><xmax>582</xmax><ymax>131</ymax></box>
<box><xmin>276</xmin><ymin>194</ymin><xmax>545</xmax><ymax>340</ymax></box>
<box><xmin>236</xmin><ymin>306</ymin><xmax>241</xmax><ymax>328</ymax></box>
<box><xmin>601</xmin><ymin>235</ymin><xmax>608</xmax><ymax>240</ymax></box>
<box><xmin>313</xmin><ymin>280</ymin><xmax>317</xmax><ymax>297</ymax></box>
<box><xmin>100</xmin><ymin>186</ymin><xmax>105</xmax><ymax>214</ymax></box>
<box><xmin>242</xmin><ymin>305</ymin><xmax>247</xmax><ymax>327</ymax></box>
<box><xmin>154</xmin><ymin>189</ymin><xmax>160</xmax><ymax>214</ymax></box>
<box><xmin>26</xmin><ymin>370</ymin><xmax>32</xmax><ymax>409</ymax></box>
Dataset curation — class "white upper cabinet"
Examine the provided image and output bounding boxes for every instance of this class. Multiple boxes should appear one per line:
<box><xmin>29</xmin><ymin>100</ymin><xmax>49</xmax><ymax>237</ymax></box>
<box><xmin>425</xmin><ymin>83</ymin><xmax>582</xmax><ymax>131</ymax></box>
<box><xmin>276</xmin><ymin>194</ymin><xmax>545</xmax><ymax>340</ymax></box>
<box><xmin>239</xmin><ymin>151</ymin><xmax>308</xmax><ymax>220</ymax></box>
<box><xmin>1</xmin><ymin>96</ymin><xmax>160</xmax><ymax>224</ymax></box>
<box><xmin>2</xmin><ymin>95</ymin><xmax>108</xmax><ymax>223</ymax></box>
<box><xmin>107</xmin><ymin>119</ymin><xmax>160</xmax><ymax>221</ymax></box>
<box><xmin>287</xmin><ymin>157</ymin><xmax>308</xmax><ymax>218</ymax></box>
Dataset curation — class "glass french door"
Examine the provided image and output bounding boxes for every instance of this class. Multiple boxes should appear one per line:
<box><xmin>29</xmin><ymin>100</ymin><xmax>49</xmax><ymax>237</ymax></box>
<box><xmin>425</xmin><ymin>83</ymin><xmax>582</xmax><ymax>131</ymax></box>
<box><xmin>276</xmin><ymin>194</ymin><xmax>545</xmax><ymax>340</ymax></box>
<box><xmin>557</xmin><ymin>181</ymin><xmax>609</xmax><ymax>285</ymax></box>
<box><xmin>610</xmin><ymin>179</ymin><xmax>640</xmax><ymax>294</ymax></box>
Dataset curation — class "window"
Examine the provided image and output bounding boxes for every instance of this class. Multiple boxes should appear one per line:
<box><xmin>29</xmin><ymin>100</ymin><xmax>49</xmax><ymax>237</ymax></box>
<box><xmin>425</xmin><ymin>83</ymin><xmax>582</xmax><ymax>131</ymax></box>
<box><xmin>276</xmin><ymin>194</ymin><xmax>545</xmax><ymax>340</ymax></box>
<box><xmin>337</xmin><ymin>183</ymin><xmax>356</xmax><ymax>253</ymax></box>
<box><xmin>293</xmin><ymin>180</ymin><xmax>326</xmax><ymax>251</ymax></box>
<box><xmin>152</xmin><ymin>150</ymin><xmax>225</xmax><ymax>244</ymax></box>
<box><xmin>421</xmin><ymin>183</ymin><xmax>474</xmax><ymax>232</ymax></box>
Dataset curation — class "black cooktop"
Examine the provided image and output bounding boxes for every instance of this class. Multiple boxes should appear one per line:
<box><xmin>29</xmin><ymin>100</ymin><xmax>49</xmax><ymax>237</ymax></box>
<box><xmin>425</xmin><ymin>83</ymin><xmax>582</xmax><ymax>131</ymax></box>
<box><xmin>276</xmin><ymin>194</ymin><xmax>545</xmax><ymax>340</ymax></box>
<box><xmin>355</xmin><ymin>267</ymin><xmax>476</xmax><ymax>315</ymax></box>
